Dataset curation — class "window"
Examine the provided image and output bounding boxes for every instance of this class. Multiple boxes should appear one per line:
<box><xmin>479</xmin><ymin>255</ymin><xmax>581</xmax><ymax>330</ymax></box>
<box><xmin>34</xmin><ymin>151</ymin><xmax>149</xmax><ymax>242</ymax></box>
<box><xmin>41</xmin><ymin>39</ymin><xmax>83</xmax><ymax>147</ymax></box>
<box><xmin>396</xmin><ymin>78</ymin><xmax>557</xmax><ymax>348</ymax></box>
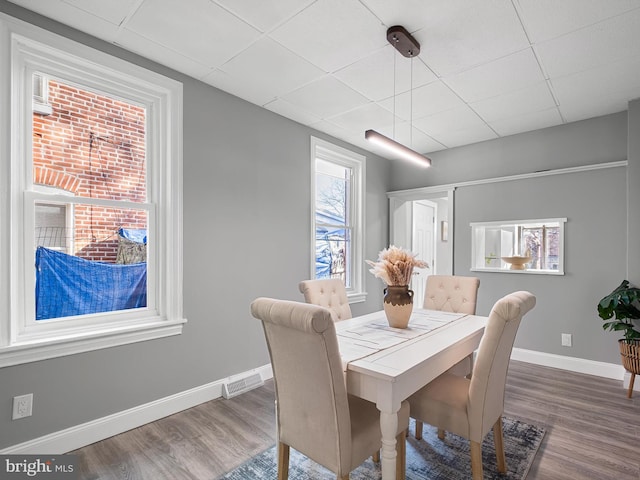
<box><xmin>311</xmin><ymin>137</ymin><xmax>365</xmax><ymax>303</ymax></box>
<box><xmin>470</xmin><ymin>218</ymin><xmax>566</xmax><ymax>274</ymax></box>
<box><xmin>0</xmin><ymin>14</ymin><xmax>185</xmax><ymax>366</ymax></box>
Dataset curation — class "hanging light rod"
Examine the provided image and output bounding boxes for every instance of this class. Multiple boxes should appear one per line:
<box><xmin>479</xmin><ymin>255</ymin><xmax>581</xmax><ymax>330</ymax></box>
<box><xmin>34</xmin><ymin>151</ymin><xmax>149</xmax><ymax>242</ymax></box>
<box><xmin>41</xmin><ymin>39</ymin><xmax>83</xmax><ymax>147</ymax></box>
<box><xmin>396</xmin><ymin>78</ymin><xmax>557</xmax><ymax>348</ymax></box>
<box><xmin>365</xmin><ymin>25</ymin><xmax>431</xmax><ymax>168</ymax></box>
<box><xmin>365</xmin><ymin>130</ymin><xmax>431</xmax><ymax>168</ymax></box>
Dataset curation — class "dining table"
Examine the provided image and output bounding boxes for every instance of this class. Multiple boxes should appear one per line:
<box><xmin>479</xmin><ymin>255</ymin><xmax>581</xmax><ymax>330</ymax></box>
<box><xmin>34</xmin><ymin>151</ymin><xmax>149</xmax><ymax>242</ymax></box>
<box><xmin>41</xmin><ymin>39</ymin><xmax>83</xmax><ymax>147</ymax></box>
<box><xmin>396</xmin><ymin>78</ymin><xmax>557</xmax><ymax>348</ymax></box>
<box><xmin>335</xmin><ymin>308</ymin><xmax>487</xmax><ymax>480</ymax></box>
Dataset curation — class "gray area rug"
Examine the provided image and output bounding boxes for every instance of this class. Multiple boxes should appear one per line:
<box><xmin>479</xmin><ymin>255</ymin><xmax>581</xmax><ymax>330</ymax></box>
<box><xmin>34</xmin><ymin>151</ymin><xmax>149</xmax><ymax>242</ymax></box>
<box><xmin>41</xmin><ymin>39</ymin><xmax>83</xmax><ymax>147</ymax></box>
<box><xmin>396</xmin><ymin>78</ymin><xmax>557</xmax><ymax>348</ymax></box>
<box><xmin>220</xmin><ymin>417</ymin><xmax>545</xmax><ymax>479</ymax></box>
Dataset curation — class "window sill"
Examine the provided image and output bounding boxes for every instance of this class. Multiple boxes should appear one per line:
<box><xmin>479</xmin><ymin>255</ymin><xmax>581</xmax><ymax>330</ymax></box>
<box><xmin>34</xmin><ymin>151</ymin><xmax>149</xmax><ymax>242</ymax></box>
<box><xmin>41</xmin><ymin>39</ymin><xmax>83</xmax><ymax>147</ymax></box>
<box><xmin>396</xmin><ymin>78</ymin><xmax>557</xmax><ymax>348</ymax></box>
<box><xmin>470</xmin><ymin>268</ymin><xmax>564</xmax><ymax>275</ymax></box>
<box><xmin>348</xmin><ymin>292</ymin><xmax>367</xmax><ymax>304</ymax></box>
<box><xmin>0</xmin><ymin>317</ymin><xmax>187</xmax><ymax>368</ymax></box>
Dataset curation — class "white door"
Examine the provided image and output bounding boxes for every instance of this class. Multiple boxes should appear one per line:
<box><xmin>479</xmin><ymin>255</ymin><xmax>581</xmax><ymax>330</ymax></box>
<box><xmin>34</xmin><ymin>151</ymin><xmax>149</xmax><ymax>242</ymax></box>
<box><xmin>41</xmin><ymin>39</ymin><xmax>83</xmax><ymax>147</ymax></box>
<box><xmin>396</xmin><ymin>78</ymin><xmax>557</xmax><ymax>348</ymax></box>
<box><xmin>411</xmin><ymin>201</ymin><xmax>435</xmax><ymax>308</ymax></box>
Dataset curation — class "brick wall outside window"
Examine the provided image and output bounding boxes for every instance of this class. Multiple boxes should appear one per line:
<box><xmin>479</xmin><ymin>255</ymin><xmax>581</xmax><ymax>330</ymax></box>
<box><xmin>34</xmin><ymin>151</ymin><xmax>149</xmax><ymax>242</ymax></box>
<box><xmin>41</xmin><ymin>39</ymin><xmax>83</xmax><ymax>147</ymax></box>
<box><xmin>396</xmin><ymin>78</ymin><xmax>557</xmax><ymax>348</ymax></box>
<box><xmin>33</xmin><ymin>80</ymin><xmax>147</xmax><ymax>262</ymax></box>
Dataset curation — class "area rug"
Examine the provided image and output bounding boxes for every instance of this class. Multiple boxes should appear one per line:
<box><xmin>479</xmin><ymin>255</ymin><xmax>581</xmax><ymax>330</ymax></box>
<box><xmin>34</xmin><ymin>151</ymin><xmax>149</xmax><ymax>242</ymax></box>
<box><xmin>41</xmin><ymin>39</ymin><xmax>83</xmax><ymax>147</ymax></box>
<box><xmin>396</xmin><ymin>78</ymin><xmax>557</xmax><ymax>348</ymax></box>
<box><xmin>219</xmin><ymin>417</ymin><xmax>545</xmax><ymax>479</ymax></box>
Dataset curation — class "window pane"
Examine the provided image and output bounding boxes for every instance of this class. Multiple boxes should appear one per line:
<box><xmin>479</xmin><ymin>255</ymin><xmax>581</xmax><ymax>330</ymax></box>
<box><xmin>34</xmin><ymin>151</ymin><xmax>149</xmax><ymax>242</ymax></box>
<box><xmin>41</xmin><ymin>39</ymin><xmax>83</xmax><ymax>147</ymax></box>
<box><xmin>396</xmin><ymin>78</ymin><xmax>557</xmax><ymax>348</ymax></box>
<box><xmin>35</xmin><ymin>204</ymin><xmax>148</xmax><ymax>320</ymax></box>
<box><xmin>315</xmin><ymin>227</ymin><xmax>350</xmax><ymax>286</ymax></box>
<box><xmin>32</xmin><ymin>76</ymin><xmax>146</xmax><ymax>203</ymax></box>
<box><xmin>315</xmin><ymin>159</ymin><xmax>349</xmax><ymax>224</ymax></box>
<box><xmin>35</xmin><ymin>202</ymin><xmax>69</xmax><ymax>253</ymax></box>
<box><xmin>471</xmin><ymin>218</ymin><xmax>565</xmax><ymax>274</ymax></box>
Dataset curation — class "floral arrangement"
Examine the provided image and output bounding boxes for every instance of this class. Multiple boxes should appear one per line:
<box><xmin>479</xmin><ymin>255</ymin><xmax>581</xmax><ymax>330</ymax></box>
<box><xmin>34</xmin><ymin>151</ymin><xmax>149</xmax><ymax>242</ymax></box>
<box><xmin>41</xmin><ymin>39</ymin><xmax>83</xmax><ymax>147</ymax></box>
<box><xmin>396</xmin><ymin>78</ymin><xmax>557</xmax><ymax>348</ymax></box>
<box><xmin>366</xmin><ymin>245</ymin><xmax>429</xmax><ymax>286</ymax></box>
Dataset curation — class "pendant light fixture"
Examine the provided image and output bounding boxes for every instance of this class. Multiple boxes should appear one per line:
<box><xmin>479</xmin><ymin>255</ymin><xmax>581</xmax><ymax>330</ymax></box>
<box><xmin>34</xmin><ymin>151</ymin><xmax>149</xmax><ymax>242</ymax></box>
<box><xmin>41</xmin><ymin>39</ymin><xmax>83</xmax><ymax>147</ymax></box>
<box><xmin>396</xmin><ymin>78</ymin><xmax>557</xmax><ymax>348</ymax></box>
<box><xmin>365</xmin><ymin>26</ymin><xmax>431</xmax><ymax>168</ymax></box>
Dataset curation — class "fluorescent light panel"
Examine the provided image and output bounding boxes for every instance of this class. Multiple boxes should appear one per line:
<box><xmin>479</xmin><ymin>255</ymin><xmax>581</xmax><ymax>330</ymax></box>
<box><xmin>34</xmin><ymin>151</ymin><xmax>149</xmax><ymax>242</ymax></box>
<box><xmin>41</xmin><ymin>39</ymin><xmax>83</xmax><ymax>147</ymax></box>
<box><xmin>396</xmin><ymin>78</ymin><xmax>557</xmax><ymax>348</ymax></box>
<box><xmin>365</xmin><ymin>130</ymin><xmax>431</xmax><ymax>168</ymax></box>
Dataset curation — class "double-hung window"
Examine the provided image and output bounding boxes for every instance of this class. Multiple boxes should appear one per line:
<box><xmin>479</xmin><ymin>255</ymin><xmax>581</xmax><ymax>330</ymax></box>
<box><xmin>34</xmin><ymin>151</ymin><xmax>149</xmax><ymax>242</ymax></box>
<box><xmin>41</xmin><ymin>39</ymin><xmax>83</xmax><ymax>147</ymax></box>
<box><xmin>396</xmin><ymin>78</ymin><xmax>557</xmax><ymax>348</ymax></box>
<box><xmin>0</xmin><ymin>14</ymin><xmax>185</xmax><ymax>367</ymax></box>
<box><xmin>311</xmin><ymin>137</ymin><xmax>365</xmax><ymax>303</ymax></box>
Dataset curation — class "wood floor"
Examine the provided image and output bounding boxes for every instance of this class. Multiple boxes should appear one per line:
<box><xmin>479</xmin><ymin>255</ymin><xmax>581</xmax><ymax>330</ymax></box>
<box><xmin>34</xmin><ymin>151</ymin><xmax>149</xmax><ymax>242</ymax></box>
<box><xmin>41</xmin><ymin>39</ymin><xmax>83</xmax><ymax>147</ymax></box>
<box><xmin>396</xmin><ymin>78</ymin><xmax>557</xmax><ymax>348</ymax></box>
<box><xmin>71</xmin><ymin>361</ymin><xmax>640</xmax><ymax>479</ymax></box>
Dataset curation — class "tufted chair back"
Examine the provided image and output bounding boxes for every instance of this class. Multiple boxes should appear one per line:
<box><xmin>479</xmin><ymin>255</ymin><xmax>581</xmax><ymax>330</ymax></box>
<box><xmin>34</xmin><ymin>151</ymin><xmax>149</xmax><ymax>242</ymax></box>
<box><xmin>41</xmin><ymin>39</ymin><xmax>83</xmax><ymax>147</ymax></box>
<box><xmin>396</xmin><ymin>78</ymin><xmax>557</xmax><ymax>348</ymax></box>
<box><xmin>299</xmin><ymin>279</ymin><xmax>352</xmax><ymax>322</ymax></box>
<box><xmin>423</xmin><ymin>275</ymin><xmax>480</xmax><ymax>314</ymax></box>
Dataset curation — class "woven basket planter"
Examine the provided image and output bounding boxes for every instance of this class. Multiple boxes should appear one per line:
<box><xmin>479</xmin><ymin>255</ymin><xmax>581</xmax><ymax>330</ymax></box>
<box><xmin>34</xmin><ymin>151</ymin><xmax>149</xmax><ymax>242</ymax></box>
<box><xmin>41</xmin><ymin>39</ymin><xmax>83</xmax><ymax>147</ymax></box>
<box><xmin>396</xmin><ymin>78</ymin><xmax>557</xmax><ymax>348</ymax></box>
<box><xmin>619</xmin><ymin>339</ymin><xmax>640</xmax><ymax>398</ymax></box>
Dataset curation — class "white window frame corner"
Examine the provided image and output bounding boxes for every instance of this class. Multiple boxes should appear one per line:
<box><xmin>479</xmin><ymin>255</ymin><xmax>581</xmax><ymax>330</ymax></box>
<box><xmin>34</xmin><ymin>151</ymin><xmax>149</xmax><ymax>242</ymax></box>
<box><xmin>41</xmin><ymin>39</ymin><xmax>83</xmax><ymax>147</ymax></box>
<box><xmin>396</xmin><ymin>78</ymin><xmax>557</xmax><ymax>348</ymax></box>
<box><xmin>0</xmin><ymin>14</ymin><xmax>186</xmax><ymax>368</ymax></box>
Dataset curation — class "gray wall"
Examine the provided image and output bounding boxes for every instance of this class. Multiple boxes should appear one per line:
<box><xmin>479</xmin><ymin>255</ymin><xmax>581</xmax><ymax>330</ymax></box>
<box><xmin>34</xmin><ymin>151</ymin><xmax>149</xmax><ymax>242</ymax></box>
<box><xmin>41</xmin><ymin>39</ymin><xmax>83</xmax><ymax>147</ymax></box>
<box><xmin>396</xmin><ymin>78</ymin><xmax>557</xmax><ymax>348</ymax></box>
<box><xmin>0</xmin><ymin>2</ymin><xmax>391</xmax><ymax>449</ymax></box>
<box><xmin>392</xmin><ymin>112</ymin><xmax>632</xmax><ymax>365</ymax></box>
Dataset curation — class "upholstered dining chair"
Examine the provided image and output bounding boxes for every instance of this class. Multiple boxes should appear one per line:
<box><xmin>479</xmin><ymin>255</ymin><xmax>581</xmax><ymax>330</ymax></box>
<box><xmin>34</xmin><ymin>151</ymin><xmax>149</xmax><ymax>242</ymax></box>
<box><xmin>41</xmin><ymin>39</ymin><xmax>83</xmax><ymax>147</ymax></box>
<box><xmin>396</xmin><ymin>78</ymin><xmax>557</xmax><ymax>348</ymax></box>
<box><xmin>423</xmin><ymin>275</ymin><xmax>480</xmax><ymax>314</ymax></box>
<box><xmin>423</xmin><ymin>275</ymin><xmax>480</xmax><ymax>380</ymax></box>
<box><xmin>408</xmin><ymin>291</ymin><xmax>536</xmax><ymax>480</ymax></box>
<box><xmin>299</xmin><ymin>278</ymin><xmax>352</xmax><ymax>322</ymax></box>
<box><xmin>250</xmin><ymin>297</ymin><xmax>410</xmax><ymax>480</ymax></box>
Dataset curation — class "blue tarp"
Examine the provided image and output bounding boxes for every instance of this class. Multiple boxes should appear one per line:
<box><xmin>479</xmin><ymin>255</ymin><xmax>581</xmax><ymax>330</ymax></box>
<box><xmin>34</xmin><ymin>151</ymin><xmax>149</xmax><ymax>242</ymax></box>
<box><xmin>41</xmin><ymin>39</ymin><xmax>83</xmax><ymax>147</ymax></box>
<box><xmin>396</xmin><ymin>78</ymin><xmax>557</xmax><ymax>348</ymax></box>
<box><xmin>35</xmin><ymin>246</ymin><xmax>147</xmax><ymax>320</ymax></box>
<box><xmin>118</xmin><ymin>228</ymin><xmax>147</xmax><ymax>244</ymax></box>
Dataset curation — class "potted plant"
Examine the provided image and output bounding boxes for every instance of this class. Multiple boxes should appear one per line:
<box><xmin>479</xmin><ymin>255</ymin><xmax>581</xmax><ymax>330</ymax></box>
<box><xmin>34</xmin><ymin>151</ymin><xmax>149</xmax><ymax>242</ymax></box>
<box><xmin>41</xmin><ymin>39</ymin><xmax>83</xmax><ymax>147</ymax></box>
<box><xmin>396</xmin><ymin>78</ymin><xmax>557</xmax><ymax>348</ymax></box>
<box><xmin>597</xmin><ymin>279</ymin><xmax>640</xmax><ymax>398</ymax></box>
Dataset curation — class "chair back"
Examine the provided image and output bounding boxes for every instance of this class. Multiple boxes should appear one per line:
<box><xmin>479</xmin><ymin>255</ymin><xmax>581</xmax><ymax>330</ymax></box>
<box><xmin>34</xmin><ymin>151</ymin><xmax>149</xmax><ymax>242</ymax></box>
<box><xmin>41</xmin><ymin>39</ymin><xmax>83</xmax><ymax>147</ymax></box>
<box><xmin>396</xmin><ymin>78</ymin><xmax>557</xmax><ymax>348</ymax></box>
<box><xmin>250</xmin><ymin>297</ymin><xmax>352</xmax><ymax>473</ymax></box>
<box><xmin>299</xmin><ymin>278</ymin><xmax>352</xmax><ymax>321</ymax></box>
<box><xmin>423</xmin><ymin>275</ymin><xmax>480</xmax><ymax>314</ymax></box>
<box><xmin>468</xmin><ymin>291</ymin><xmax>536</xmax><ymax>440</ymax></box>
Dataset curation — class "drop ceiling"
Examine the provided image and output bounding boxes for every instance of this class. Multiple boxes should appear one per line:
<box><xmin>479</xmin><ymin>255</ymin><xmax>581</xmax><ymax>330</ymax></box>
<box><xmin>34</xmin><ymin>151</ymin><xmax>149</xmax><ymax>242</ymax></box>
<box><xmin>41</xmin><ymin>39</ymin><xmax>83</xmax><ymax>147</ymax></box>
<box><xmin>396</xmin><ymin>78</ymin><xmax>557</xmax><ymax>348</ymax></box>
<box><xmin>7</xmin><ymin>0</ymin><xmax>640</xmax><ymax>159</ymax></box>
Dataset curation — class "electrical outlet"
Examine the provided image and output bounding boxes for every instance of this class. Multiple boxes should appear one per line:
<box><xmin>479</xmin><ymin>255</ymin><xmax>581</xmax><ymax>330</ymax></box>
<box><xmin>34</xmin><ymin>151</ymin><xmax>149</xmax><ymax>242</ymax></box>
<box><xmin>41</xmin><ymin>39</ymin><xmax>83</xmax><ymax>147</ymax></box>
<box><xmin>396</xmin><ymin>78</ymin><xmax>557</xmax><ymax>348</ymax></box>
<box><xmin>12</xmin><ymin>393</ymin><xmax>33</xmax><ymax>420</ymax></box>
<box><xmin>561</xmin><ymin>333</ymin><xmax>573</xmax><ymax>347</ymax></box>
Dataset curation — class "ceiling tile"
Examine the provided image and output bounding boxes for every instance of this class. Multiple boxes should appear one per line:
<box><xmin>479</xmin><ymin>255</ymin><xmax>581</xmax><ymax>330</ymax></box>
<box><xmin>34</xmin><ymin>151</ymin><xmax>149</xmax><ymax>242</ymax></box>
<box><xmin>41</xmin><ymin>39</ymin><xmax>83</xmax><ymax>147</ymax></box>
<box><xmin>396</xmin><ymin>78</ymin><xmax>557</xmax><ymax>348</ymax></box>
<box><xmin>124</xmin><ymin>0</ymin><xmax>261</xmax><ymax>67</ymax></box>
<box><xmin>471</xmin><ymin>82</ymin><xmax>557</xmax><ymax>122</ymax></box>
<box><xmin>327</xmin><ymin>103</ymin><xmax>396</xmax><ymax>134</ymax></box>
<box><xmin>63</xmin><ymin>0</ymin><xmax>141</xmax><ymax>25</ymax></box>
<box><xmin>202</xmin><ymin>69</ymin><xmax>277</xmax><ymax>106</ymax></box>
<box><xmin>116</xmin><ymin>28</ymin><xmax>213</xmax><ymax>79</ymax></box>
<box><xmin>535</xmin><ymin>8</ymin><xmax>640</xmax><ymax>78</ymax></box>
<box><xmin>429</xmin><ymin>123</ymin><xmax>499</xmax><ymax>149</ymax></box>
<box><xmin>379</xmin><ymin>81</ymin><xmax>467</xmax><ymax>120</ymax></box>
<box><xmin>413</xmin><ymin>105</ymin><xmax>487</xmax><ymax>137</ymax></box>
<box><xmin>269</xmin><ymin>0</ymin><xmax>387</xmax><ymax>72</ymax></box>
<box><xmin>515</xmin><ymin>0</ymin><xmax>640</xmax><ymax>43</ymax></box>
<box><xmin>263</xmin><ymin>98</ymin><xmax>322</xmax><ymax>126</ymax></box>
<box><xmin>281</xmin><ymin>76</ymin><xmax>369</xmax><ymax>118</ymax></box>
<box><xmin>334</xmin><ymin>46</ymin><xmax>438</xmax><ymax>101</ymax></box>
<box><xmin>551</xmin><ymin>57</ymin><xmax>640</xmax><ymax>122</ymax></box>
<box><xmin>212</xmin><ymin>0</ymin><xmax>315</xmax><ymax>32</ymax></box>
<box><xmin>444</xmin><ymin>48</ymin><xmax>546</xmax><ymax>102</ymax></box>
<box><xmin>366</xmin><ymin>0</ymin><xmax>530</xmax><ymax>76</ymax></box>
<box><xmin>218</xmin><ymin>37</ymin><xmax>324</xmax><ymax>100</ymax></box>
<box><xmin>488</xmin><ymin>107</ymin><xmax>563</xmax><ymax>137</ymax></box>
<box><xmin>8</xmin><ymin>0</ymin><xmax>122</xmax><ymax>41</ymax></box>
<box><xmin>309</xmin><ymin>120</ymin><xmax>353</xmax><ymax>141</ymax></box>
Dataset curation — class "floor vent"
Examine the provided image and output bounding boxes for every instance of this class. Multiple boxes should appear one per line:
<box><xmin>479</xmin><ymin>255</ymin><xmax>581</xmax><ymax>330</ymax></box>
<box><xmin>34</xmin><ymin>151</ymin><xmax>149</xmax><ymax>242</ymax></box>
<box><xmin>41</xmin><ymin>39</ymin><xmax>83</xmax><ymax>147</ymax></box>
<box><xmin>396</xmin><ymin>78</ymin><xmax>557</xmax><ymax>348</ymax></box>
<box><xmin>222</xmin><ymin>372</ymin><xmax>264</xmax><ymax>399</ymax></box>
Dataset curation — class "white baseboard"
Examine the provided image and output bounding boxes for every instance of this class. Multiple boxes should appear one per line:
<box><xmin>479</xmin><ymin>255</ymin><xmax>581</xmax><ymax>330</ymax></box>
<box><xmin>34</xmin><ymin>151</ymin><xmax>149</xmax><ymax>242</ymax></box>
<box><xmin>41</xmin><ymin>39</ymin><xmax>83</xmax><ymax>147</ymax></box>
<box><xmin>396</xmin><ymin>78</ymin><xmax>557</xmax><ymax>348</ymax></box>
<box><xmin>4</xmin><ymin>350</ymin><xmax>638</xmax><ymax>454</ymax></box>
<box><xmin>511</xmin><ymin>348</ymin><xmax>640</xmax><ymax>392</ymax></box>
<box><xmin>1</xmin><ymin>364</ymin><xmax>273</xmax><ymax>455</ymax></box>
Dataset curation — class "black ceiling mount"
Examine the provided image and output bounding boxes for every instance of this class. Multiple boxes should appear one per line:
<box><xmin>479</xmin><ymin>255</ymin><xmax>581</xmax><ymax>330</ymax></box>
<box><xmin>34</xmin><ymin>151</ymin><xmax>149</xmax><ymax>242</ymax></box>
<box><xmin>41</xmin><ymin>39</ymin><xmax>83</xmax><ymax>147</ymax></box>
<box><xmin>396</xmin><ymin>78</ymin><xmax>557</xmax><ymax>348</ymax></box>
<box><xmin>386</xmin><ymin>26</ymin><xmax>420</xmax><ymax>58</ymax></box>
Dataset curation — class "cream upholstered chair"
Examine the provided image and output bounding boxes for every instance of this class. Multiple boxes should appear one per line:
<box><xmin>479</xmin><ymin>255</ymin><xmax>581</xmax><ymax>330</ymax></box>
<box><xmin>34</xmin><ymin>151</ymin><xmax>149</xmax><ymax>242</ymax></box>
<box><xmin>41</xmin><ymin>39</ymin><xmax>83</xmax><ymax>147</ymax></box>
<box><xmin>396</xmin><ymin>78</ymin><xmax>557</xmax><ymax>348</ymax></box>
<box><xmin>251</xmin><ymin>297</ymin><xmax>409</xmax><ymax>480</ymax></box>
<box><xmin>299</xmin><ymin>278</ymin><xmax>352</xmax><ymax>322</ymax></box>
<box><xmin>423</xmin><ymin>275</ymin><xmax>480</xmax><ymax>314</ymax></box>
<box><xmin>408</xmin><ymin>291</ymin><xmax>536</xmax><ymax>480</ymax></box>
<box><xmin>423</xmin><ymin>275</ymin><xmax>480</xmax><ymax>379</ymax></box>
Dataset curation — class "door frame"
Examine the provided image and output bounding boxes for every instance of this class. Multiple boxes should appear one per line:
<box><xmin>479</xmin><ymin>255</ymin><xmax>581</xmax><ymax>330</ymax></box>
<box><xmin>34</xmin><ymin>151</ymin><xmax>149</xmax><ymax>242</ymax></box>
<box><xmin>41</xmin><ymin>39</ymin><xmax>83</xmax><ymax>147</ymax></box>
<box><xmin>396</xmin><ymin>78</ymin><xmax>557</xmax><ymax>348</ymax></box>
<box><xmin>388</xmin><ymin>186</ymin><xmax>456</xmax><ymax>274</ymax></box>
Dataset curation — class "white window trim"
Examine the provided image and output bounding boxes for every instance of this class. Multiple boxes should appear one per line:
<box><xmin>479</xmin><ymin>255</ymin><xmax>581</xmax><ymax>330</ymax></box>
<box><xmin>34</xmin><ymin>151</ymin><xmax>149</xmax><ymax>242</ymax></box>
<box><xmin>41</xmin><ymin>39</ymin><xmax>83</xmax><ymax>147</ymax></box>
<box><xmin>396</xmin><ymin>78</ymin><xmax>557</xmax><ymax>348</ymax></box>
<box><xmin>310</xmin><ymin>137</ymin><xmax>366</xmax><ymax>303</ymax></box>
<box><xmin>0</xmin><ymin>13</ymin><xmax>186</xmax><ymax>367</ymax></box>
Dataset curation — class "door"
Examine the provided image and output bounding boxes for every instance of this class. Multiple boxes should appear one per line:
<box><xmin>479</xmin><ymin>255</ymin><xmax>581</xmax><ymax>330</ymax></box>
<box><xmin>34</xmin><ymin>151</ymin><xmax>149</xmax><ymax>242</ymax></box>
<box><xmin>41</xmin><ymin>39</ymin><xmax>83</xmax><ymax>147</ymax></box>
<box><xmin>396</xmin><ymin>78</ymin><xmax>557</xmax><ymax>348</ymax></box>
<box><xmin>411</xmin><ymin>201</ymin><xmax>435</xmax><ymax>309</ymax></box>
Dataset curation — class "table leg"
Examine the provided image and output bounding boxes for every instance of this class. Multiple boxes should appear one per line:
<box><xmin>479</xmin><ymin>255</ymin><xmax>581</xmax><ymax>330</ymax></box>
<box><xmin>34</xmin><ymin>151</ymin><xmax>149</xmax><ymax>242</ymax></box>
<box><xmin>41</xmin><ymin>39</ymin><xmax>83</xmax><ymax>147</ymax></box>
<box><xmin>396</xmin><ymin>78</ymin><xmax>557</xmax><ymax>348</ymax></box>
<box><xmin>380</xmin><ymin>410</ymin><xmax>399</xmax><ymax>480</ymax></box>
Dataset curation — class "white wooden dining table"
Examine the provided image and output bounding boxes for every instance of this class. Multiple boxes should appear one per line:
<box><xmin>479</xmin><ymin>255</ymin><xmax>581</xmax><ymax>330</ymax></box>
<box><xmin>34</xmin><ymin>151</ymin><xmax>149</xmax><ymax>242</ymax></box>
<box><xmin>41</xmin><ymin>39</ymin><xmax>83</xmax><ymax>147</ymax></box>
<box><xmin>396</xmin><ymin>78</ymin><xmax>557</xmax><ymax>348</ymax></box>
<box><xmin>335</xmin><ymin>308</ymin><xmax>487</xmax><ymax>480</ymax></box>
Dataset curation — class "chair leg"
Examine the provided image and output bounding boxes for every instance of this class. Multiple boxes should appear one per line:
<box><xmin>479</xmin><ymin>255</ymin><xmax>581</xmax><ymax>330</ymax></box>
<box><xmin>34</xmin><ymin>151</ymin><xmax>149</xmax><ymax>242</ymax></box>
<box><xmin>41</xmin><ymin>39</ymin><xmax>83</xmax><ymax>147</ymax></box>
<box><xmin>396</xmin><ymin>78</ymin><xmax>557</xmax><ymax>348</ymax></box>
<box><xmin>628</xmin><ymin>373</ymin><xmax>636</xmax><ymax>398</ymax></box>
<box><xmin>338</xmin><ymin>476</ymin><xmax>349</xmax><ymax>480</ymax></box>
<box><xmin>415</xmin><ymin>420</ymin><xmax>423</xmax><ymax>440</ymax></box>
<box><xmin>372</xmin><ymin>450</ymin><xmax>380</xmax><ymax>463</ymax></box>
<box><xmin>493</xmin><ymin>418</ymin><xmax>507</xmax><ymax>473</ymax></box>
<box><xmin>437</xmin><ymin>428</ymin><xmax>445</xmax><ymax>440</ymax></box>
<box><xmin>470</xmin><ymin>440</ymin><xmax>483</xmax><ymax>480</ymax></box>
<box><xmin>396</xmin><ymin>430</ymin><xmax>406</xmax><ymax>480</ymax></box>
<box><xmin>278</xmin><ymin>442</ymin><xmax>289</xmax><ymax>480</ymax></box>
